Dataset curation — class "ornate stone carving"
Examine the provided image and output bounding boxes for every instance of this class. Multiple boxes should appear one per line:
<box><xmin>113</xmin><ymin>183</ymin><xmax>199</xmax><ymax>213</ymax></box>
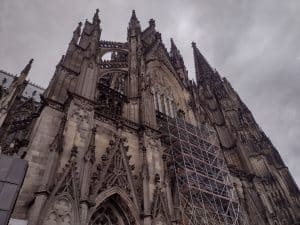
<box><xmin>0</xmin><ymin>97</ymin><xmax>40</xmax><ymax>156</ymax></box>
<box><xmin>151</xmin><ymin>187</ymin><xmax>171</xmax><ymax>225</ymax></box>
<box><xmin>40</xmin><ymin>146</ymin><xmax>80</xmax><ymax>225</ymax></box>
<box><xmin>91</xmin><ymin>135</ymin><xmax>139</xmax><ymax>209</ymax></box>
<box><xmin>3</xmin><ymin>10</ymin><xmax>299</xmax><ymax>225</ymax></box>
<box><xmin>42</xmin><ymin>197</ymin><xmax>73</xmax><ymax>225</ymax></box>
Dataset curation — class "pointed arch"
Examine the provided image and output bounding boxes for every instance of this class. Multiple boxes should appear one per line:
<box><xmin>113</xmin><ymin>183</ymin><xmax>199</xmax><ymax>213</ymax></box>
<box><xmin>88</xmin><ymin>187</ymin><xmax>141</xmax><ymax>225</ymax></box>
<box><xmin>38</xmin><ymin>149</ymin><xmax>81</xmax><ymax>225</ymax></box>
<box><xmin>151</xmin><ymin>187</ymin><xmax>172</xmax><ymax>225</ymax></box>
<box><xmin>99</xmin><ymin>48</ymin><xmax>128</xmax><ymax>58</ymax></box>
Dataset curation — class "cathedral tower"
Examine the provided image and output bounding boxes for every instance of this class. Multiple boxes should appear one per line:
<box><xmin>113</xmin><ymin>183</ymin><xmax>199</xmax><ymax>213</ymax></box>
<box><xmin>1</xmin><ymin>10</ymin><xmax>299</xmax><ymax>225</ymax></box>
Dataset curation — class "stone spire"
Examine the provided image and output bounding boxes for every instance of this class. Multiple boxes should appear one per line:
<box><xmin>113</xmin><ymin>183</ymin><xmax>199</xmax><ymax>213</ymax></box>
<box><xmin>170</xmin><ymin>38</ymin><xmax>188</xmax><ymax>85</ymax></box>
<box><xmin>20</xmin><ymin>58</ymin><xmax>34</xmax><ymax>78</ymax></box>
<box><xmin>192</xmin><ymin>42</ymin><xmax>214</xmax><ymax>85</ymax></box>
<box><xmin>129</xmin><ymin>10</ymin><xmax>140</xmax><ymax>27</ymax></box>
<box><xmin>170</xmin><ymin>38</ymin><xmax>185</xmax><ymax>68</ymax></box>
<box><xmin>93</xmin><ymin>8</ymin><xmax>100</xmax><ymax>24</ymax></box>
<box><xmin>170</xmin><ymin>38</ymin><xmax>178</xmax><ymax>53</ymax></box>
<box><xmin>71</xmin><ymin>22</ymin><xmax>82</xmax><ymax>44</ymax></box>
<box><xmin>0</xmin><ymin>58</ymin><xmax>34</xmax><ymax>127</ymax></box>
<box><xmin>78</xmin><ymin>9</ymin><xmax>101</xmax><ymax>51</ymax></box>
<box><xmin>128</xmin><ymin>10</ymin><xmax>141</xmax><ymax>38</ymax></box>
<box><xmin>92</xmin><ymin>8</ymin><xmax>101</xmax><ymax>38</ymax></box>
<box><xmin>13</xmin><ymin>58</ymin><xmax>33</xmax><ymax>88</ymax></box>
<box><xmin>149</xmin><ymin>18</ymin><xmax>155</xmax><ymax>28</ymax></box>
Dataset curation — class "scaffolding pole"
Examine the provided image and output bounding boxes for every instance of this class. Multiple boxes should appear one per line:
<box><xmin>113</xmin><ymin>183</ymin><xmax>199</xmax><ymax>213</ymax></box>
<box><xmin>158</xmin><ymin>114</ymin><xmax>247</xmax><ymax>225</ymax></box>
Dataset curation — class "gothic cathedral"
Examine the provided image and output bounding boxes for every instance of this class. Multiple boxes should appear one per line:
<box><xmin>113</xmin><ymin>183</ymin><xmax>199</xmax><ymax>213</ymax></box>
<box><xmin>1</xmin><ymin>10</ymin><xmax>299</xmax><ymax>225</ymax></box>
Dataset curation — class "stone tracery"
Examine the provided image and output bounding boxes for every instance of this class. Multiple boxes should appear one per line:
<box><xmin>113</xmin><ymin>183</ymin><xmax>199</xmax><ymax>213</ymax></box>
<box><xmin>1</xmin><ymin>9</ymin><xmax>299</xmax><ymax>225</ymax></box>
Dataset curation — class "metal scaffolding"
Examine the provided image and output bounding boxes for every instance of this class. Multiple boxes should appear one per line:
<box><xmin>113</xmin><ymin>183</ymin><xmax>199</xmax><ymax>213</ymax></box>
<box><xmin>157</xmin><ymin>113</ymin><xmax>246</xmax><ymax>225</ymax></box>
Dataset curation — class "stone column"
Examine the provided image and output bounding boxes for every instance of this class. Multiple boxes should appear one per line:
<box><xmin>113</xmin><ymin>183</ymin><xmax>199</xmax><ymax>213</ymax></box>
<box><xmin>79</xmin><ymin>127</ymin><xmax>96</xmax><ymax>224</ymax></box>
<box><xmin>163</xmin><ymin>155</ymin><xmax>176</xmax><ymax>224</ymax></box>
<box><xmin>142</xmin><ymin>145</ymin><xmax>152</xmax><ymax>225</ymax></box>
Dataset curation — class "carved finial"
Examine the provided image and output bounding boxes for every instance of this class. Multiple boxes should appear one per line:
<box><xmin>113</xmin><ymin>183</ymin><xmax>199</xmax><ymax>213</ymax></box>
<box><xmin>128</xmin><ymin>9</ymin><xmax>140</xmax><ymax>31</ymax></box>
<box><xmin>149</xmin><ymin>18</ymin><xmax>155</xmax><ymax>28</ymax></box>
<box><xmin>70</xmin><ymin>22</ymin><xmax>82</xmax><ymax>45</ymax></box>
<box><xmin>170</xmin><ymin>38</ymin><xmax>180</xmax><ymax>54</ymax></box>
<box><xmin>170</xmin><ymin>38</ymin><xmax>175</xmax><ymax>48</ymax></box>
<box><xmin>21</xmin><ymin>58</ymin><xmax>34</xmax><ymax>75</ymax></box>
<box><xmin>75</xmin><ymin>22</ymin><xmax>82</xmax><ymax>32</ymax></box>
<box><xmin>93</xmin><ymin>8</ymin><xmax>100</xmax><ymax>23</ymax></box>
<box><xmin>131</xmin><ymin>10</ymin><xmax>137</xmax><ymax>20</ymax></box>
<box><xmin>191</xmin><ymin>42</ymin><xmax>197</xmax><ymax>48</ymax></box>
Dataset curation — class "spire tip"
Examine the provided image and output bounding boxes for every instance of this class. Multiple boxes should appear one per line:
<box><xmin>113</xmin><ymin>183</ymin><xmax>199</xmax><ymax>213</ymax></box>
<box><xmin>170</xmin><ymin>38</ymin><xmax>176</xmax><ymax>47</ymax></box>
<box><xmin>93</xmin><ymin>8</ymin><xmax>100</xmax><ymax>23</ymax></box>
<box><xmin>149</xmin><ymin>18</ymin><xmax>155</xmax><ymax>27</ymax></box>
<box><xmin>21</xmin><ymin>58</ymin><xmax>34</xmax><ymax>75</ymax></box>
<box><xmin>130</xmin><ymin>9</ymin><xmax>137</xmax><ymax>20</ymax></box>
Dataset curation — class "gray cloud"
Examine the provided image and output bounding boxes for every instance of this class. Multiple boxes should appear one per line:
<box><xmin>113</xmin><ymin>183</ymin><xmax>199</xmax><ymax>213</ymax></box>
<box><xmin>1</xmin><ymin>0</ymin><xmax>299</xmax><ymax>185</ymax></box>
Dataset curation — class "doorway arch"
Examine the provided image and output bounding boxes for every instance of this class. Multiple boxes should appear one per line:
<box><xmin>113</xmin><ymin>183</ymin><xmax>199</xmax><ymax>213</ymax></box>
<box><xmin>88</xmin><ymin>187</ymin><xmax>141</xmax><ymax>225</ymax></box>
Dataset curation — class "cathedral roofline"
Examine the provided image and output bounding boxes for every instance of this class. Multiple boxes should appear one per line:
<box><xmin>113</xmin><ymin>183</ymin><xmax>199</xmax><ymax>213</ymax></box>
<box><xmin>0</xmin><ymin>69</ymin><xmax>45</xmax><ymax>90</ymax></box>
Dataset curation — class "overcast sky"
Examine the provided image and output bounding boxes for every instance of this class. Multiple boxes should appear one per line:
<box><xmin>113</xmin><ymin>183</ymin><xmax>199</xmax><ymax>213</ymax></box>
<box><xmin>1</xmin><ymin>0</ymin><xmax>299</xmax><ymax>186</ymax></box>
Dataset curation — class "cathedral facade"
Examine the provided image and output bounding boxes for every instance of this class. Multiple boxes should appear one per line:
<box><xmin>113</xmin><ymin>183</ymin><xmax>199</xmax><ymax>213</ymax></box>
<box><xmin>1</xmin><ymin>10</ymin><xmax>299</xmax><ymax>225</ymax></box>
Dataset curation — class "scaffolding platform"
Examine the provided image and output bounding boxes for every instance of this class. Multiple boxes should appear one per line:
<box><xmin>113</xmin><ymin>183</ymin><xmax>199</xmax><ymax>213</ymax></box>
<box><xmin>157</xmin><ymin>112</ymin><xmax>246</xmax><ymax>225</ymax></box>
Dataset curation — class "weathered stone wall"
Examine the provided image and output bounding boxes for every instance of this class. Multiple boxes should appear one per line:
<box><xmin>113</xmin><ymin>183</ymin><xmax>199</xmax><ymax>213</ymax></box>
<box><xmin>3</xmin><ymin>9</ymin><xmax>299</xmax><ymax>225</ymax></box>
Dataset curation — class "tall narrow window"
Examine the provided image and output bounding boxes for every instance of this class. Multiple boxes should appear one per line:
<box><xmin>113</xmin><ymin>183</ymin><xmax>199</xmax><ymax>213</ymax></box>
<box><xmin>161</xmin><ymin>95</ymin><xmax>166</xmax><ymax>115</ymax></box>
<box><xmin>153</xmin><ymin>90</ymin><xmax>158</xmax><ymax>110</ymax></box>
<box><xmin>166</xmin><ymin>98</ymin><xmax>172</xmax><ymax>117</ymax></box>
<box><xmin>169</xmin><ymin>100</ymin><xmax>174</xmax><ymax>118</ymax></box>
<box><xmin>156</xmin><ymin>92</ymin><xmax>162</xmax><ymax>112</ymax></box>
<box><xmin>172</xmin><ymin>101</ymin><xmax>177</xmax><ymax>118</ymax></box>
<box><xmin>164</xmin><ymin>96</ymin><xmax>170</xmax><ymax>116</ymax></box>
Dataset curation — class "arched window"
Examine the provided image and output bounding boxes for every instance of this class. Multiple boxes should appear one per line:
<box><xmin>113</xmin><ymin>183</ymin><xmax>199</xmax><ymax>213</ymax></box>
<box><xmin>152</xmin><ymin>87</ymin><xmax>178</xmax><ymax>118</ymax></box>
<box><xmin>156</xmin><ymin>92</ymin><xmax>162</xmax><ymax>112</ymax></box>
<box><xmin>96</xmin><ymin>72</ymin><xmax>128</xmax><ymax>118</ymax></box>
<box><xmin>160</xmin><ymin>94</ymin><xmax>166</xmax><ymax>114</ymax></box>
<box><xmin>89</xmin><ymin>194</ymin><xmax>139</xmax><ymax>225</ymax></box>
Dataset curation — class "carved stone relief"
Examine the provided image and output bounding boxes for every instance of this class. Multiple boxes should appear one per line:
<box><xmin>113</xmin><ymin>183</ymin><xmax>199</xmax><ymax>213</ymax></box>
<box><xmin>42</xmin><ymin>197</ymin><xmax>73</xmax><ymax>225</ymax></box>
